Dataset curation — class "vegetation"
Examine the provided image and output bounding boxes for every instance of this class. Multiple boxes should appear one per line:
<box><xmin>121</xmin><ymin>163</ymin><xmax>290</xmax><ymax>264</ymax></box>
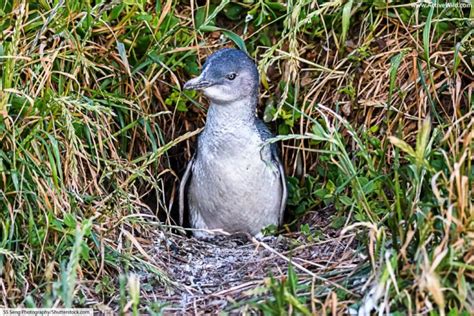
<box><xmin>0</xmin><ymin>0</ymin><xmax>472</xmax><ymax>314</ymax></box>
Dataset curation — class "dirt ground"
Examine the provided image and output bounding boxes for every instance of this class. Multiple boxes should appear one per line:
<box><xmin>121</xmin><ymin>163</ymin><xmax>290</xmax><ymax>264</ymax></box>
<box><xmin>143</xmin><ymin>208</ymin><xmax>364</xmax><ymax>314</ymax></box>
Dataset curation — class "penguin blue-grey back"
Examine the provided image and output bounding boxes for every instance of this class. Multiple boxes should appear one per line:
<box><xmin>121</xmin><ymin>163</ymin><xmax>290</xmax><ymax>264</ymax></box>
<box><xmin>179</xmin><ymin>48</ymin><xmax>287</xmax><ymax>238</ymax></box>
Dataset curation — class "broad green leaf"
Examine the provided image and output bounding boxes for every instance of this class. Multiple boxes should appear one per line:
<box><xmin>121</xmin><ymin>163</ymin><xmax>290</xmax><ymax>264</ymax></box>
<box><xmin>339</xmin><ymin>195</ymin><xmax>353</xmax><ymax>206</ymax></box>
<box><xmin>222</xmin><ymin>30</ymin><xmax>247</xmax><ymax>53</ymax></box>
<box><xmin>64</xmin><ymin>213</ymin><xmax>76</xmax><ymax>228</ymax></box>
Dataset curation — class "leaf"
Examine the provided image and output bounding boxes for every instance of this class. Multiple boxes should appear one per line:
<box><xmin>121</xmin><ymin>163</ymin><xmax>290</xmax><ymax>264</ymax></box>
<box><xmin>64</xmin><ymin>213</ymin><xmax>76</xmax><ymax>228</ymax></box>
<box><xmin>389</xmin><ymin>52</ymin><xmax>404</xmax><ymax>103</ymax></box>
<box><xmin>453</xmin><ymin>42</ymin><xmax>462</xmax><ymax>75</ymax></box>
<box><xmin>116</xmin><ymin>41</ymin><xmax>131</xmax><ymax>76</ymax></box>
<box><xmin>194</xmin><ymin>6</ymin><xmax>208</xmax><ymax>29</ymax></box>
<box><xmin>287</xmin><ymin>264</ymin><xmax>297</xmax><ymax>295</ymax></box>
<box><xmin>258</xmin><ymin>32</ymin><xmax>272</xmax><ymax>47</ymax></box>
<box><xmin>222</xmin><ymin>30</ymin><xmax>247</xmax><ymax>53</ymax></box>
<box><xmin>81</xmin><ymin>242</ymin><xmax>90</xmax><ymax>260</ymax></box>
<box><xmin>47</xmin><ymin>133</ymin><xmax>63</xmax><ymax>183</ymax></box>
<box><xmin>424</xmin><ymin>271</ymin><xmax>445</xmax><ymax>309</ymax></box>
<box><xmin>198</xmin><ymin>25</ymin><xmax>219</xmax><ymax>32</ymax></box>
<box><xmin>326</xmin><ymin>179</ymin><xmax>336</xmax><ymax>193</ymax></box>
<box><xmin>331</xmin><ymin>216</ymin><xmax>346</xmax><ymax>229</ymax></box>
<box><xmin>223</xmin><ymin>3</ymin><xmax>243</xmax><ymax>21</ymax></box>
<box><xmin>266</xmin><ymin>2</ymin><xmax>287</xmax><ymax>12</ymax></box>
<box><xmin>109</xmin><ymin>3</ymin><xmax>124</xmax><ymax>20</ymax></box>
<box><xmin>341</xmin><ymin>0</ymin><xmax>353</xmax><ymax>45</ymax></box>
<box><xmin>311</xmin><ymin>121</ymin><xmax>329</xmax><ymax>140</ymax></box>
<box><xmin>416</xmin><ymin>59</ymin><xmax>441</xmax><ymax>123</ymax></box>
<box><xmin>423</xmin><ymin>4</ymin><xmax>434</xmax><ymax>63</ymax></box>
<box><xmin>415</xmin><ymin>116</ymin><xmax>431</xmax><ymax>166</ymax></box>
<box><xmin>339</xmin><ymin>195</ymin><xmax>352</xmax><ymax>206</ymax></box>
<box><xmin>388</xmin><ymin>136</ymin><xmax>416</xmax><ymax>158</ymax></box>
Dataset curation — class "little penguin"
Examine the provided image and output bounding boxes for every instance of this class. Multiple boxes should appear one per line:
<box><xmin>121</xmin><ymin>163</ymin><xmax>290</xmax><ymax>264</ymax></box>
<box><xmin>179</xmin><ymin>48</ymin><xmax>287</xmax><ymax>238</ymax></box>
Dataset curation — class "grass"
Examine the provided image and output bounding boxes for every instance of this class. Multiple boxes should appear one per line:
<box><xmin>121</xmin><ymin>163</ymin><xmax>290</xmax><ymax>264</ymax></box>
<box><xmin>0</xmin><ymin>0</ymin><xmax>473</xmax><ymax>314</ymax></box>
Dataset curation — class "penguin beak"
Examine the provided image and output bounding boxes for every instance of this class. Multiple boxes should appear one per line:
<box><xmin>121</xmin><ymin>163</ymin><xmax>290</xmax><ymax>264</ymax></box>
<box><xmin>183</xmin><ymin>74</ymin><xmax>213</xmax><ymax>90</ymax></box>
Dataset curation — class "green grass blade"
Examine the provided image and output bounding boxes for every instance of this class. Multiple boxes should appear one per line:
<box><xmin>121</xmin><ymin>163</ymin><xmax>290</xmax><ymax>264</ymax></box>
<box><xmin>341</xmin><ymin>0</ymin><xmax>353</xmax><ymax>45</ymax></box>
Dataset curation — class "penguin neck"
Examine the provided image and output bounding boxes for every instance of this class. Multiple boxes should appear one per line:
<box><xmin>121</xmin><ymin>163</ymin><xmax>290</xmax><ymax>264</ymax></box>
<box><xmin>206</xmin><ymin>97</ymin><xmax>257</xmax><ymax>131</ymax></box>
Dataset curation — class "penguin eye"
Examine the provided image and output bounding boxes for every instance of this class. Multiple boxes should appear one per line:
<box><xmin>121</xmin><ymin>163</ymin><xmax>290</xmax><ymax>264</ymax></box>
<box><xmin>226</xmin><ymin>73</ymin><xmax>237</xmax><ymax>80</ymax></box>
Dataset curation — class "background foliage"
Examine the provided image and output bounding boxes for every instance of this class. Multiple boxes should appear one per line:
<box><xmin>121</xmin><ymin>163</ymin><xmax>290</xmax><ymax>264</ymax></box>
<box><xmin>0</xmin><ymin>0</ymin><xmax>472</xmax><ymax>314</ymax></box>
